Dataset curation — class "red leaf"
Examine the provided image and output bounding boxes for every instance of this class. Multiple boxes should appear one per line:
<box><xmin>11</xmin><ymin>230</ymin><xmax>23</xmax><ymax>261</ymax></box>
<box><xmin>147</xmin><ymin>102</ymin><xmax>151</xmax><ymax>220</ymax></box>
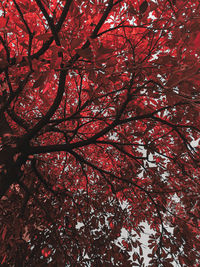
<box><xmin>76</xmin><ymin>47</ymin><xmax>93</xmax><ymax>60</ymax></box>
<box><xmin>97</xmin><ymin>44</ymin><xmax>114</xmax><ymax>56</ymax></box>
<box><xmin>1</xmin><ymin>255</ymin><xmax>6</xmax><ymax>265</ymax></box>
<box><xmin>193</xmin><ymin>32</ymin><xmax>200</xmax><ymax>50</ymax></box>
<box><xmin>2</xmin><ymin>226</ymin><xmax>7</xmax><ymax>240</ymax></box>
<box><xmin>15</xmin><ymin>21</ymin><xmax>29</xmax><ymax>33</ymax></box>
<box><xmin>41</xmin><ymin>247</ymin><xmax>52</xmax><ymax>258</ymax></box>
<box><xmin>33</xmin><ymin>72</ymin><xmax>48</xmax><ymax>89</ymax></box>
<box><xmin>0</xmin><ymin>17</ymin><xmax>7</xmax><ymax>29</ymax></box>
<box><xmin>139</xmin><ymin>1</ymin><xmax>148</xmax><ymax>14</ymax></box>
<box><xmin>71</xmin><ymin>38</ymin><xmax>83</xmax><ymax>49</ymax></box>
<box><xmin>35</xmin><ymin>33</ymin><xmax>53</xmax><ymax>41</ymax></box>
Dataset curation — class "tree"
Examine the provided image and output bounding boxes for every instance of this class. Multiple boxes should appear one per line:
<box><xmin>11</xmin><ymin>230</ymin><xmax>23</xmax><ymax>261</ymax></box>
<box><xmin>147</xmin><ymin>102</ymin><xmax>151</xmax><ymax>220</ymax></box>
<box><xmin>0</xmin><ymin>0</ymin><xmax>199</xmax><ymax>265</ymax></box>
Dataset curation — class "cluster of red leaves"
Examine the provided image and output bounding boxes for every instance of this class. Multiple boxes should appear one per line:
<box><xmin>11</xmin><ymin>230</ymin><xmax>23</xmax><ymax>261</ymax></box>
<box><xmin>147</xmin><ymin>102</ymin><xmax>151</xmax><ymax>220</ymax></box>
<box><xmin>0</xmin><ymin>0</ymin><xmax>200</xmax><ymax>266</ymax></box>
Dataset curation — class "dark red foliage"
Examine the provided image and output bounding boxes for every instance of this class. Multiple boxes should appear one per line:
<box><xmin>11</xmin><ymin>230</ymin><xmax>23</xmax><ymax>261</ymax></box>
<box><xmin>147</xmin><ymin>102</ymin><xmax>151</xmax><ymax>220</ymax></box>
<box><xmin>0</xmin><ymin>0</ymin><xmax>200</xmax><ymax>266</ymax></box>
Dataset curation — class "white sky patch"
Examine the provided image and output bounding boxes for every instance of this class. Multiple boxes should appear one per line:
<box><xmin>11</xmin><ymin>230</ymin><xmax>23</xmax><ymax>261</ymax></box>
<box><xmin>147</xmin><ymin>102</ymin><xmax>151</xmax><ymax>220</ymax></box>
<box><xmin>190</xmin><ymin>138</ymin><xmax>200</xmax><ymax>147</ymax></box>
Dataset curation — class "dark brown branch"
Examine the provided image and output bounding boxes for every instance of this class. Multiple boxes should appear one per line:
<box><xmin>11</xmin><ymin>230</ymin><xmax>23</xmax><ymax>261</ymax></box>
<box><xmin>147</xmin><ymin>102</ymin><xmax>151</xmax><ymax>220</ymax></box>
<box><xmin>23</xmin><ymin>69</ymin><xmax>67</xmax><ymax>141</ymax></box>
<box><xmin>4</xmin><ymin>68</ymin><xmax>13</xmax><ymax>94</ymax></box>
<box><xmin>7</xmin><ymin>108</ymin><xmax>29</xmax><ymax>131</ymax></box>
<box><xmin>34</xmin><ymin>0</ymin><xmax>60</xmax><ymax>46</ymax></box>
<box><xmin>0</xmin><ymin>35</ymin><xmax>10</xmax><ymax>63</ymax></box>
<box><xmin>13</xmin><ymin>0</ymin><xmax>33</xmax><ymax>36</ymax></box>
<box><xmin>91</xmin><ymin>0</ymin><xmax>114</xmax><ymax>39</ymax></box>
<box><xmin>32</xmin><ymin>0</ymin><xmax>73</xmax><ymax>60</ymax></box>
<box><xmin>12</xmin><ymin>0</ymin><xmax>34</xmax><ymax>70</ymax></box>
<box><xmin>1</xmin><ymin>71</ymin><xmax>32</xmax><ymax>112</ymax></box>
<box><xmin>22</xmin><ymin>1</ymin><xmax>117</xmax><ymax>142</ymax></box>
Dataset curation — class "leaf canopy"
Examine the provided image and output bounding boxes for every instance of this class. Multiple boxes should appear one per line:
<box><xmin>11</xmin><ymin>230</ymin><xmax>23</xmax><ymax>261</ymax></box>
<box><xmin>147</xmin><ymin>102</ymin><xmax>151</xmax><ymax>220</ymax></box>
<box><xmin>0</xmin><ymin>0</ymin><xmax>200</xmax><ymax>266</ymax></box>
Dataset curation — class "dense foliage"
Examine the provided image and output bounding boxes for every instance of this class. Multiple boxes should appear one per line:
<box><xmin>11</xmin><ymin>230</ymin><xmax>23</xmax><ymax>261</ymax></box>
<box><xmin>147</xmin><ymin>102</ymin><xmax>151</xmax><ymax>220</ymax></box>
<box><xmin>0</xmin><ymin>0</ymin><xmax>200</xmax><ymax>266</ymax></box>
